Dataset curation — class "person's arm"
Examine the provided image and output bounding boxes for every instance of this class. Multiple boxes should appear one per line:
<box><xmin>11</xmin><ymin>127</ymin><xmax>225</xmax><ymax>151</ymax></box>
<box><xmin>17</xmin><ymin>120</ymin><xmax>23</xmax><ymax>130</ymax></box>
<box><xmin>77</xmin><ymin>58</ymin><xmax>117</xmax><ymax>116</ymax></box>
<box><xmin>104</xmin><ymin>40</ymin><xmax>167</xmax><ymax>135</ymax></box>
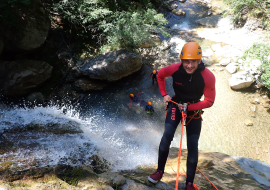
<box><xmin>188</xmin><ymin>68</ymin><xmax>216</xmax><ymax>111</ymax></box>
<box><xmin>157</xmin><ymin>63</ymin><xmax>181</xmax><ymax>97</ymax></box>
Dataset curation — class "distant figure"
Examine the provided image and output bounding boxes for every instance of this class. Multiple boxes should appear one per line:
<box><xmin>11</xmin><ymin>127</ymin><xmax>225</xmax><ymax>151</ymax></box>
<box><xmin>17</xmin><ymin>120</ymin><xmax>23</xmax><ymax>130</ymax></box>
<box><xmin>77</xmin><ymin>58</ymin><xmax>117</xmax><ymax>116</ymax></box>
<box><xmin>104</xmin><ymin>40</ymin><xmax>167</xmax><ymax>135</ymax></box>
<box><xmin>129</xmin><ymin>93</ymin><xmax>154</xmax><ymax>114</ymax></box>
<box><xmin>145</xmin><ymin>101</ymin><xmax>154</xmax><ymax>114</ymax></box>
<box><xmin>150</xmin><ymin>70</ymin><xmax>158</xmax><ymax>85</ymax></box>
<box><xmin>129</xmin><ymin>92</ymin><xmax>144</xmax><ymax>107</ymax></box>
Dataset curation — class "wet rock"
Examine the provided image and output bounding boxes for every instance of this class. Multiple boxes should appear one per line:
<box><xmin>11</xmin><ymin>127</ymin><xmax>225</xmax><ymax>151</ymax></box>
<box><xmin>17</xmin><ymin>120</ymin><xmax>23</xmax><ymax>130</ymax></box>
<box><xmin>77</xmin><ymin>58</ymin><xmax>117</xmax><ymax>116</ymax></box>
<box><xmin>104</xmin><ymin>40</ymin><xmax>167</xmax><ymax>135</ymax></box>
<box><xmin>195</xmin><ymin>15</ymin><xmax>222</xmax><ymax>27</ymax></box>
<box><xmin>172</xmin><ymin>9</ymin><xmax>186</xmax><ymax>16</ymax></box>
<box><xmin>74</xmin><ymin>78</ymin><xmax>108</xmax><ymax>92</ymax></box>
<box><xmin>229</xmin><ymin>70</ymin><xmax>255</xmax><ymax>90</ymax></box>
<box><xmin>98</xmin><ymin>173</ymin><xmax>126</xmax><ymax>188</ymax></box>
<box><xmin>179</xmin><ymin>0</ymin><xmax>186</xmax><ymax>3</ymax></box>
<box><xmin>121</xmin><ymin>179</ymin><xmax>156</xmax><ymax>190</ymax></box>
<box><xmin>79</xmin><ymin>49</ymin><xmax>142</xmax><ymax>82</ymax></box>
<box><xmin>26</xmin><ymin>92</ymin><xmax>45</xmax><ymax>104</ymax></box>
<box><xmin>0</xmin><ymin>60</ymin><xmax>53</xmax><ymax>96</ymax></box>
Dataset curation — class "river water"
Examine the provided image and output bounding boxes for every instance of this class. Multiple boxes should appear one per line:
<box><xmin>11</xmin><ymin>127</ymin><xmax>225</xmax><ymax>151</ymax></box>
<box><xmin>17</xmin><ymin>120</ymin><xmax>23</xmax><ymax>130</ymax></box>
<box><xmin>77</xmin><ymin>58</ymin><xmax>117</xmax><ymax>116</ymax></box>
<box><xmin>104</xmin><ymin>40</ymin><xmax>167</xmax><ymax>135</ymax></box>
<box><xmin>0</xmin><ymin>0</ymin><xmax>269</xmax><ymax>171</ymax></box>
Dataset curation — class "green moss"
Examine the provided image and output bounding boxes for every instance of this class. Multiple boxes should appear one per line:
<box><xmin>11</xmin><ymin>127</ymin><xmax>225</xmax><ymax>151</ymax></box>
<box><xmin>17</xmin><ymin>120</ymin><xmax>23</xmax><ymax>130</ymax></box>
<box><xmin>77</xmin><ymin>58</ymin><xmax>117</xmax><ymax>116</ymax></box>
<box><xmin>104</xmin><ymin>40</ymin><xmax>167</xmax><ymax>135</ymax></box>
<box><xmin>0</xmin><ymin>161</ymin><xmax>13</xmax><ymax>171</ymax></box>
<box><xmin>56</xmin><ymin>166</ymin><xmax>84</xmax><ymax>186</ymax></box>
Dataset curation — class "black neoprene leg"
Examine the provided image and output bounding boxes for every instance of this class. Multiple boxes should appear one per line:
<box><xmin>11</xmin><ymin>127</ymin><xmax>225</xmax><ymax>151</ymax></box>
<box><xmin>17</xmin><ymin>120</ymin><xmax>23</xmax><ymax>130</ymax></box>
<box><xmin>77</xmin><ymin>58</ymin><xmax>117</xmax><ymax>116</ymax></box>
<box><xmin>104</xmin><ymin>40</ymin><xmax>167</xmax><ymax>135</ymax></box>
<box><xmin>185</xmin><ymin>117</ymin><xmax>202</xmax><ymax>184</ymax></box>
<box><xmin>157</xmin><ymin>103</ymin><xmax>181</xmax><ymax>171</ymax></box>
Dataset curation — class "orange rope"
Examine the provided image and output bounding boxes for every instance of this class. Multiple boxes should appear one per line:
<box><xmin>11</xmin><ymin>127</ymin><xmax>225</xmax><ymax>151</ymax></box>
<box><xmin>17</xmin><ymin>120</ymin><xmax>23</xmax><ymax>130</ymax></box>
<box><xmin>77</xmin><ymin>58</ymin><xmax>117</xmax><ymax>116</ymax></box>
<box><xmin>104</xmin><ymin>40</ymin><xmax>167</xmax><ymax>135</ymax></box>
<box><xmin>164</xmin><ymin>100</ymin><xmax>218</xmax><ymax>190</ymax></box>
<box><xmin>175</xmin><ymin>109</ymin><xmax>186</xmax><ymax>190</ymax></box>
<box><xmin>196</xmin><ymin>167</ymin><xmax>219</xmax><ymax>190</ymax></box>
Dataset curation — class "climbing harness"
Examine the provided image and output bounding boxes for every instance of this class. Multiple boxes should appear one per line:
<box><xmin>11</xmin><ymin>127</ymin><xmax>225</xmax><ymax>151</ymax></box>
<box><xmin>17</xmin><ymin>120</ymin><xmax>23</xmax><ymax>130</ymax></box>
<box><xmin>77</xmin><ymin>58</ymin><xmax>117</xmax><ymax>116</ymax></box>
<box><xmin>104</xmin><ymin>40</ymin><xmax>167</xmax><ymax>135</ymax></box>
<box><xmin>164</xmin><ymin>100</ymin><xmax>218</xmax><ymax>190</ymax></box>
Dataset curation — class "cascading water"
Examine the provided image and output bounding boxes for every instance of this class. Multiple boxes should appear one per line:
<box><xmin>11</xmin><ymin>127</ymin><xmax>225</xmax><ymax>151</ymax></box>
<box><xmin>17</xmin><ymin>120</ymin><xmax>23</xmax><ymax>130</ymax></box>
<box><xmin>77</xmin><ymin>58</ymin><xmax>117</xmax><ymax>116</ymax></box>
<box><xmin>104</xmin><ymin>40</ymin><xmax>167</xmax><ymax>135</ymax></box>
<box><xmin>1</xmin><ymin>0</ymin><xmax>270</xmax><ymax>173</ymax></box>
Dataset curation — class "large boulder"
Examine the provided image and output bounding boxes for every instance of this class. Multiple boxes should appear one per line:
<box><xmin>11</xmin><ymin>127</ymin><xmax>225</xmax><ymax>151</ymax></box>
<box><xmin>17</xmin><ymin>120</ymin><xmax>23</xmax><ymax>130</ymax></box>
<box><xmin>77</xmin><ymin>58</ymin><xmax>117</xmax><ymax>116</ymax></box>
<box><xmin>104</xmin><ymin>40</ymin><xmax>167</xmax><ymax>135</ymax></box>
<box><xmin>79</xmin><ymin>49</ymin><xmax>142</xmax><ymax>82</ymax></box>
<box><xmin>229</xmin><ymin>70</ymin><xmax>255</xmax><ymax>90</ymax></box>
<box><xmin>0</xmin><ymin>60</ymin><xmax>53</xmax><ymax>96</ymax></box>
<box><xmin>1</xmin><ymin>0</ymin><xmax>50</xmax><ymax>52</ymax></box>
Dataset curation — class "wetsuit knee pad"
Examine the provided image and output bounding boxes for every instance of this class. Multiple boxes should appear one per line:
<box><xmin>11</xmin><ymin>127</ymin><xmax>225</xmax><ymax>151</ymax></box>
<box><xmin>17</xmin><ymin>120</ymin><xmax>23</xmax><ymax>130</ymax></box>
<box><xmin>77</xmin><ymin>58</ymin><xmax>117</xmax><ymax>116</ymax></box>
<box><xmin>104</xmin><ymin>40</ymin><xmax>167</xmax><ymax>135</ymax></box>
<box><xmin>159</xmin><ymin>123</ymin><xmax>176</xmax><ymax>152</ymax></box>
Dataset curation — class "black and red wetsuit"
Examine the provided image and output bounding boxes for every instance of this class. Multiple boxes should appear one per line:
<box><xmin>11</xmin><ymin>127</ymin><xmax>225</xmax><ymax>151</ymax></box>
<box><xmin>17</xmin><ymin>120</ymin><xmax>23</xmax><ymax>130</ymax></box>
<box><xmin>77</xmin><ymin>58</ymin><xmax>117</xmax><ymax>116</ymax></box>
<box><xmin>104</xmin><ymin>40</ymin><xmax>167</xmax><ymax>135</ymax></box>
<box><xmin>156</xmin><ymin>61</ymin><xmax>216</xmax><ymax>184</ymax></box>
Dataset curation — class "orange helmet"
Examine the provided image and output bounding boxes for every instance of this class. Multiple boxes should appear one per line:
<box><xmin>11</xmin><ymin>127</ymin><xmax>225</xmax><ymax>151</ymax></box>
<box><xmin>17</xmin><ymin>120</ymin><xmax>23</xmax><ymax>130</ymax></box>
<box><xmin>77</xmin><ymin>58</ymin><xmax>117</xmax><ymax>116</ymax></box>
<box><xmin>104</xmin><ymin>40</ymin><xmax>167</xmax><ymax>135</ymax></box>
<box><xmin>152</xmin><ymin>70</ymin><xmax>157</xmax><ymax>74</ymax></box>
<box><xmin>130</xmin><ymin>94</ymin><xmax>134</xmax><ymax>98</ymax></box>
<box><xmin>180</xmin><ymin>42</ymin><xmax>202</xmax><ymax>59</ymax></box>
<box><xmin>148</xmin><ymin>101</ymin><xmax>152</xmax><ymax>106</ymax></box>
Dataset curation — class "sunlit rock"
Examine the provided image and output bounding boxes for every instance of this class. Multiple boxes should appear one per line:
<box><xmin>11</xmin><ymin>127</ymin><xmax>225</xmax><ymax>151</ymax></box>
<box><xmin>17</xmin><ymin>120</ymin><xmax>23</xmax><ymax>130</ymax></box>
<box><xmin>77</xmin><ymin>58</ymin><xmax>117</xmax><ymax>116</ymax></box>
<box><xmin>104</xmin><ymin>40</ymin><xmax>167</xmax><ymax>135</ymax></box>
<box><xmin>79</xmin><ymin>49</ymin><xmax>142</xmax><ymax>82</ymax></box>
<box><xmin>0</xmin><ymin>60</ymin><xmax>53</xmax><ymax>96</ymax></box>
<box><xmin>245</xmin><ymin>120</ymin><xmax>253</xmax><ymax>126</ymax></box>
<box><xmin>250</xmin><ymin>105</ymin><xmax>257</xmax><ymax>117</ymax></box>
<box><xmin>226</xmin><ymin>62</ymin><xmax>238</xmax><ymax>74</ymax></box>
<box><xmin>220</xmin><ymin>58</ymin><xmax>231</xmax><ymax>66</ymax></box>
<box><xmin>211</xmin><ymin>43</ymin><xmax>222</xmax><ymax>52</ymax></box>
<box><xmin>229</xmin><ymin>70</ymin><xmax>255</xmax><ymax>90</ymax></box>
<box><xmin>172</xmin><ymin>9</ymin><xmax>186</xmax><ymax>16</ymax></box>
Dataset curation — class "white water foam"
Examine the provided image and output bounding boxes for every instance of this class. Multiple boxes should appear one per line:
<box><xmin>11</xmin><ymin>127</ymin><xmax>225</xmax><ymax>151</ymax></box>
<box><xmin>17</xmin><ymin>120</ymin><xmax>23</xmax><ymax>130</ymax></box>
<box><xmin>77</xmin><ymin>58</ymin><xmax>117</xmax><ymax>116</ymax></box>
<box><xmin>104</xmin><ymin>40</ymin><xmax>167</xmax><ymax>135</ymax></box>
<box><xmin>171</xmin><ymin>21</ymin><xmax>190</xmax><ymax>31</ymax></box>
<box><xmin>0</xmin><ymin>104</ymin><xmax>161</xmax><ymax>171</ymax></box>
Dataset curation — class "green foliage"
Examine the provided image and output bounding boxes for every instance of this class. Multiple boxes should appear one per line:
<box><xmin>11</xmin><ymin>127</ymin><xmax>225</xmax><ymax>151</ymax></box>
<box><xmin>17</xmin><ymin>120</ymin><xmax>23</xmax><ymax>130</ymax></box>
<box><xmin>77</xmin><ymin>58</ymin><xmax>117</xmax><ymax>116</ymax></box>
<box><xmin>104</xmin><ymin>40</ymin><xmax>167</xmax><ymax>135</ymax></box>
<box><xmin>241</xmin><ymin>43</ymin><xmax>270</xmax><ymax>90</ymax></box>
<box><xmin>44</xmin><ymin>0</ymin><xmax>169</xmax><ymax>53</ymax></box>
<box><xmin>0</xmin><ymin>0</ymin><xmax>32</xmax><ymax>27</ymax></box>
<box><xmin>99</xmin><ymin>9</ymin><xmax>169</xmax><ymax>51</ymax></box>
<box><xmin>223</xmin><ymin>0</ymin><xmax>270</xmax><ymax>29</ymax></box>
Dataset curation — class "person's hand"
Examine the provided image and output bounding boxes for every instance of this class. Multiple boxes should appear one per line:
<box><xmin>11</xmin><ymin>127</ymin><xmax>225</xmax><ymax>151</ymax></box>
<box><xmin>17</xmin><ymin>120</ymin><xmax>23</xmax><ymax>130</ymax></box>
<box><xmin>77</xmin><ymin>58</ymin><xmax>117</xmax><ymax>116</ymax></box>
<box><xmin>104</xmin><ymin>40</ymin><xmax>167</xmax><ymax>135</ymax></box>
<box><xmin>163</xmin><ymin>95</ymin><xmax>171</xmax><ymax>103</ymax></box>
<box><xmin>178</xmin><ymin>103</ymin><xmax>188</xmax><ymax>112</ymax></box>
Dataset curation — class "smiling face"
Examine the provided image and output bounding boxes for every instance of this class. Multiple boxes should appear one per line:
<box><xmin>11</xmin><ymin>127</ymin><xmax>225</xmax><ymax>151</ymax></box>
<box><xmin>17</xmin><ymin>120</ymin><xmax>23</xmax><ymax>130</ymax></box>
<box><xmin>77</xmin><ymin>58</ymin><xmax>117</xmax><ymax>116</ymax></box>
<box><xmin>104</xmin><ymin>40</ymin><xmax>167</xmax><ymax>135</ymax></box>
<box><xmin>181</xmin><ymin>59</ymin><xmax>201</xmax><ymax>74</ymax></box>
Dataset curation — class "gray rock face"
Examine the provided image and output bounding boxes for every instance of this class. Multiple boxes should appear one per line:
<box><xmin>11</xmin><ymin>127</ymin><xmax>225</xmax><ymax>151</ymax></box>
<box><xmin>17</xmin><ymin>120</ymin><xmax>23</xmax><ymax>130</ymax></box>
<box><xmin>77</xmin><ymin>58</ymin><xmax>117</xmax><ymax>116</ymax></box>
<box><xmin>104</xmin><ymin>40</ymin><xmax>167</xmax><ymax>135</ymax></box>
<box><xmin>1</xmin><ymin>0</ymin><xmax>50</xmax><ymax>52</ymax></box>
<box><xmin>79</xmin><ymin>49</ymin><xmax>142</xmax><ymax>82</ymax></box>
<box><xmin>0</xmin><ymin>60</ymin><xmax>53</xmax><ymax>96</ymax></box>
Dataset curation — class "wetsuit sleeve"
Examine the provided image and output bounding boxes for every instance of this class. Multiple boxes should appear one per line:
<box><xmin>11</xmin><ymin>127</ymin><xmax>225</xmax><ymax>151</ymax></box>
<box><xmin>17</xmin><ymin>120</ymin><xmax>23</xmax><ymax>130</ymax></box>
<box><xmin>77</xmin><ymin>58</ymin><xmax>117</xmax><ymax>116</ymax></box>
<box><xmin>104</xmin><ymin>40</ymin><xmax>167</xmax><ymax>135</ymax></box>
<box><xmin>157</xmin><ymin>63</ymin><xmax>181</xmax><ymax>96</ymax></box>
<box><xmin>188</xmin><ymin>68</ymin><xmax>216</xmax><ymax>111</ymax></box>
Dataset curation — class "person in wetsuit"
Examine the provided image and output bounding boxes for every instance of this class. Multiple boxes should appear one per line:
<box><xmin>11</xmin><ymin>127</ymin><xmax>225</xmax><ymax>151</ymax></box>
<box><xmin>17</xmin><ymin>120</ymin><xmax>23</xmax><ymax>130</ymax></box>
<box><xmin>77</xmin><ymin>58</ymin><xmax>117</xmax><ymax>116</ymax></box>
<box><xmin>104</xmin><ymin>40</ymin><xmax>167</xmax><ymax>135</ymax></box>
<box><xmin>147</xmin><ymin>42</ymin><xmax>216</xmax><ymax>190</ymax></box>
<box><xmin>129</xmin><ymin>93</ymin><xmax>154</xmax><ymax>114</ymax></box>
<box><xmin>145</xmin><ymin>101</ymin><xmax>154</xmax><ymax>114</ymax></box>
<box><xmin>150</xmin><ymin>70</ymin><xmax>158</xmax><ymax>85</ymax></box>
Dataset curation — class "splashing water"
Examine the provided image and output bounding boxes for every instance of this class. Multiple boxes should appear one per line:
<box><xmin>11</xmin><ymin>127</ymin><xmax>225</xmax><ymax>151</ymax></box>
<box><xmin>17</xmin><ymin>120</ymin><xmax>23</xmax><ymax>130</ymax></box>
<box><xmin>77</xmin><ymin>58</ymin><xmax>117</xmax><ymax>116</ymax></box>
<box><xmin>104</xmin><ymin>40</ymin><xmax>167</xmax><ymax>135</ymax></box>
<box><xmin>0</xmin><ymin>100</ymin><xmax>165</xmax><ymax>171</ymax></box>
